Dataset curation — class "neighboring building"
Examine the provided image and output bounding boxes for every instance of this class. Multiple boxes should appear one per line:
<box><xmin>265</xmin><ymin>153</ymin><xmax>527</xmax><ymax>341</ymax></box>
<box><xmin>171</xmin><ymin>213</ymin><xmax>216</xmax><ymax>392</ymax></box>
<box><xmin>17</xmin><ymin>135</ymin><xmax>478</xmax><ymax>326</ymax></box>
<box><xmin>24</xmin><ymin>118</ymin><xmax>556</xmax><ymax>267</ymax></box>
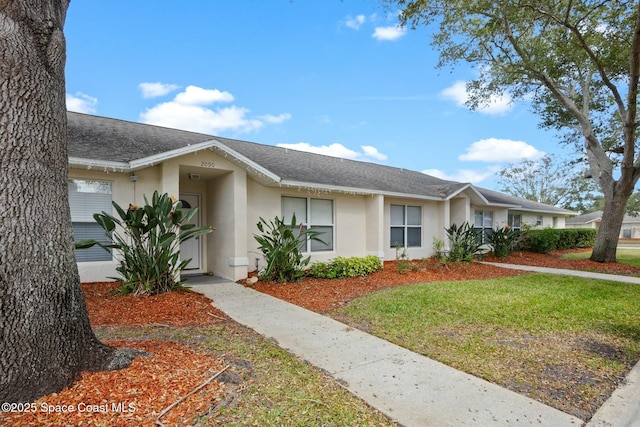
<box><xmin>566</xmin><ymin>210</ymin><xmax>640</xmax><ymax>238</ymax></box>
<box><xmin>67</xmin><ymin>112</ymin><xmax>576</xmax><ymax>282</ymax></box>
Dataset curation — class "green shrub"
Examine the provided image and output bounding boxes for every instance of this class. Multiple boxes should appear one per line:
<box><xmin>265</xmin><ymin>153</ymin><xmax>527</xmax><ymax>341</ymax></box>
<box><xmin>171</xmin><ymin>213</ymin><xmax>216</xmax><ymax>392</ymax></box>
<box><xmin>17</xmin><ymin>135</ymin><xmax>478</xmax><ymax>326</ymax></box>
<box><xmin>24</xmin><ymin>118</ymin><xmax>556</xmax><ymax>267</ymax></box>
<box><xmin>519</xmin><ymin>227</ymin><xmax>596</xmax><ymax>253</ymax></box>
<box><xmin>486</xmin><ymin>226</ymin><xmax>520</xmax><ymax>258</ymax></box>
<box><xmin>524</xmin><ymin>228</ymin><xmax>561</xmax><ymax>253</ymax></box>
<box><xmin>557</xmin><ymin>228</ymin><xmax>597</xmax><ymax>249</ymax></box>
<box><xmin>308</xmin><ymin>255</ymin><xmax>382</xmax><ymax>279</ymax></box>
<box><xmin>75</xmin><ymin>191</ymin><xmax>213</xmax><ymax>295</ymax></box>
<box><xmin>254</xmin><ymin>214</ymin><xmax>325</xmax><ymax>283</ymax></box>
<box><xmin>445</xmin><ymin>222</ymin><xmax>482</xmax><ymax>262</ymax></box>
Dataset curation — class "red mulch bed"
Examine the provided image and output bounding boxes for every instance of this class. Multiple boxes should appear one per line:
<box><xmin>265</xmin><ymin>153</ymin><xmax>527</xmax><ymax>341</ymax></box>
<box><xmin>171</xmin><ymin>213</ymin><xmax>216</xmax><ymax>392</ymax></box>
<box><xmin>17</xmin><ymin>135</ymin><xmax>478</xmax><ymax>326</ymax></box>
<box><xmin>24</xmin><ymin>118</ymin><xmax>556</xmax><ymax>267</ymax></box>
<box><xmin>0</xmin><ymin>283</ymin><xmax>230</xmax><ymax>427</ymax></box>
<box><xmin>1</xmin><ymin>340</ymin><xmax>227</xmax><ymax>427</ymax></box>
<box><xmin>249</xmin><ymin>250</ymin><xmax>640</xmax><ymax>313</ymax></box>
<box><xmin>249</xmin><ymin>258</ymin><xmax>527</xmax><ymax>312</ymax></box>
<box><xmin>83</xmin><ymin>281</ymin><xmax>229</xmax><ymax>327</ymax></box>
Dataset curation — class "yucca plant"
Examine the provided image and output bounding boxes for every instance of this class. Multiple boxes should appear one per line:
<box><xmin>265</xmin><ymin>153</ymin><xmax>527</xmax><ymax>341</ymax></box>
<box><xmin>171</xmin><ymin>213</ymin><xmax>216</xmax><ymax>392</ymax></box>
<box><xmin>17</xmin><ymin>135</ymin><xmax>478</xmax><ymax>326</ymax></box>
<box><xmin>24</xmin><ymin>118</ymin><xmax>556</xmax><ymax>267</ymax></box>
<box><xmin>254</xmin><ymin>214</ymin><xmax>325</xmax><ymax>283</ymax></box>
<box><xmin>75</xmin><ymin>191</ymin><xmax>213</xmax><ymax>295</ymax></box>
<box><xmin>487</xmin><ymin>226</ymin><xmax>520</xmax><ymax>258</ymax></box>
<box><xmin>445</xmin><ymin>222</ymin><xmax>482</xmax><ymax>262</ymax></box>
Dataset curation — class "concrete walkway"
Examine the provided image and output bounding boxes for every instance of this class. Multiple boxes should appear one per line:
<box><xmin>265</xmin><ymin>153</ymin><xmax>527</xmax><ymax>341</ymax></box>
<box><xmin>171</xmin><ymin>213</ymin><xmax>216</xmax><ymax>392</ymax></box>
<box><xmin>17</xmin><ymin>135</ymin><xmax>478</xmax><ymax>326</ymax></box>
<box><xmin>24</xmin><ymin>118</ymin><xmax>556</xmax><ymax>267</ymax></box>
<box><xmin>189</xmin><ymin>277</ymin><xmax>584</xmax><ymax>426</ymax></box>
<box><xmin>480</xmin><ymin>261</ymin><xmax>640</xmax><ymax>285</ymax></box>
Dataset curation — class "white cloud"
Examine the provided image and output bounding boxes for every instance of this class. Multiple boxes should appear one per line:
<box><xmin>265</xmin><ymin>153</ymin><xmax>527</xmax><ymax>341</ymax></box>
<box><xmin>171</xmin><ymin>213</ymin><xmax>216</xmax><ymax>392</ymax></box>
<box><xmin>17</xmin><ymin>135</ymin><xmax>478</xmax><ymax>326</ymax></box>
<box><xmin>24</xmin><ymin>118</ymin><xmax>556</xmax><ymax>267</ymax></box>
<box><xmin>345</xmin><ymin>14</ymin><xmax>366</xmax><ymax>30</ymax></box>
<box><xmin>139</xmin><ymin>82</ymin><xmax>180</xmax><ymax>99</ymax></box>
<box><xmin>174</xmin><ymin>85</ymin><xmax>234</xmax><ymax>105</ymax></box>
<box><xmin>259</xmin><ymin>113</ymin><xmax>292</xmax><ymax>124</ymax></box>
<box><xmin>372</xmin><ymin>25</ymin><xmax>406</xmax><ymax>41</ymax></box>
<box><xmin>422</xmin><ymin>166</ymin><xmax>502</xmax><ymax>184</ymax></box>
<box><xmin>458</xmin><ymin>138</ymin><xmax>545</xmax><ymax>162</ymax></box>
<box><xmin>361</xmin><ymin>145</ymin><xmax>388</xmax><ymax>161</ymax></box>
<box><xmin>277</xmin><ymin>142</ymin><xmax>387</xmax><ymax>162</ymax></box>
<box><xmin>440</xmin><ymin>80</ymin><xmax>513</xmax><ymax>115</ymax></box>
<box><xmin>66</xmin><ymin>92</ymin><xmax>97</xmax><ymax>114</ymax></box>
<box><xmin>139</xmin><ymin>84</ymin><xmax>290</xmax><ymax>134</ymax></box>
<box><xmin>141</xmin><ymin>103</ymin><xmax>262</xmax><ymax>134</ymax></box>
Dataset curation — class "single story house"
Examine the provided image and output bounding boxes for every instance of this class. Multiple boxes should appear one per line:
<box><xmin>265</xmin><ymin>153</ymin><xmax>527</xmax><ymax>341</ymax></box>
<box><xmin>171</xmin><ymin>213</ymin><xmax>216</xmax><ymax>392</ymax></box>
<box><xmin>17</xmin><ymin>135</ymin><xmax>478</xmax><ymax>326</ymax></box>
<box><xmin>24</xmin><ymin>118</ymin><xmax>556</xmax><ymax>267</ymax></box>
<box><xmin>566</xmin><ymin>210</ymin><xmax>640</xmax><ymax>238</ymax></box>
<box><xmin>67</xmin><ymin>112</ymin><xmax>576</xmax><ymax>282</ymax></box>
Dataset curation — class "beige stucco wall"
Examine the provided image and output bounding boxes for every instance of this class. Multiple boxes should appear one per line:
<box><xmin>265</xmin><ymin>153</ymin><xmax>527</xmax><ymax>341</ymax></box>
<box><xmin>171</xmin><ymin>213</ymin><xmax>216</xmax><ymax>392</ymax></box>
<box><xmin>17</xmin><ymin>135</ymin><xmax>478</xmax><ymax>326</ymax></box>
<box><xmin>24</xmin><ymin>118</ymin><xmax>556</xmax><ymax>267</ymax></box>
<box><xmin>246</xmin><ymin>180</ymin><xmax>374</xmax><ymax>272</ymax></box>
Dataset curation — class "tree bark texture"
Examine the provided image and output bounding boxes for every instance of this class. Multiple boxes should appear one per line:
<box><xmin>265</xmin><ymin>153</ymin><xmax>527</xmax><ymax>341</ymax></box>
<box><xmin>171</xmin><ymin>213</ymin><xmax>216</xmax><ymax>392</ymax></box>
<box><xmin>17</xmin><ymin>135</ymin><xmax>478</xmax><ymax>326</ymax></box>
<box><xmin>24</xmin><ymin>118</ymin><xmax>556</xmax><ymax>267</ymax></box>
<box><xmin>591</xmin><ymin>185</ymin><xmax>629</xmax><ymax>262</ymax></box>
<box><xmin>0</xmin><ymin>1</ymin><xmax>137</xmax><ymax>403</ymax></box>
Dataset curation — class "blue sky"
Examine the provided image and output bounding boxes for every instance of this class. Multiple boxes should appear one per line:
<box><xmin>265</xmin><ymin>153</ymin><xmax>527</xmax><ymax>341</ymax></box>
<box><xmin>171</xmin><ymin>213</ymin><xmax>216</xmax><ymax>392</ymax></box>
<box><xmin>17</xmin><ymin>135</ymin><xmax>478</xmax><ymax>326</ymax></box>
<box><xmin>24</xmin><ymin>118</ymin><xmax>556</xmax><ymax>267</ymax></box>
<box><xmin>64</xmin><ymin>1</ymin><xmax>572</xmax><ymax>191</ymax></box>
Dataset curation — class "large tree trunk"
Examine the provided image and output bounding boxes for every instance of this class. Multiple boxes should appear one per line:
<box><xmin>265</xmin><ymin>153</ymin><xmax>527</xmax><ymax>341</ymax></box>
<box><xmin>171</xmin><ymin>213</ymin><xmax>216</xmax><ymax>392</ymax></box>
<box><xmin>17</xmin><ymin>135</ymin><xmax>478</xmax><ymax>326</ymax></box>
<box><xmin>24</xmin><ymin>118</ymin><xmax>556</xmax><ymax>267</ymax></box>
<box><xmin>591</xmin><ymin>175</ymin><xmax>635</xmax><ymax>262</ymax></box>
<box><xmin>591</xmin><ymin>197</ymin><xmax>627</xmax><ymax>262</ymax></box>
<box><xmin>0</xmin><ymin>1</ymin><xmax>139</xmax><ymax>403</ymax></box>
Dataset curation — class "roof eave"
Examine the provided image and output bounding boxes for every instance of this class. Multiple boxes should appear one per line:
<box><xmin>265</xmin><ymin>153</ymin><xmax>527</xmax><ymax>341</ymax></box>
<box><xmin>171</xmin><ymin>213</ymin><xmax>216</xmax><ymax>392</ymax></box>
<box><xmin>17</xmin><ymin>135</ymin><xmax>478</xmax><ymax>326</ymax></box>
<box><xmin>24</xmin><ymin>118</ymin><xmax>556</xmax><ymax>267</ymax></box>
<box><xmin>128</xmin><ymin>139</ymin><xmax>221</xmax><ymax>170</ymax></box>
<box><xmin>210</xmin><ymin>141</ymin><xmax>281</xmax><ymax>183</ymax></box>
<box><xmin>69</xmin><ymin>157</ymin><xmax>130</xmax><ymax>172</ymax></box>
<box><xmin>278</xmin><ymin>179</ymin><xmax>444</xmax><ymax>200</ymax></box>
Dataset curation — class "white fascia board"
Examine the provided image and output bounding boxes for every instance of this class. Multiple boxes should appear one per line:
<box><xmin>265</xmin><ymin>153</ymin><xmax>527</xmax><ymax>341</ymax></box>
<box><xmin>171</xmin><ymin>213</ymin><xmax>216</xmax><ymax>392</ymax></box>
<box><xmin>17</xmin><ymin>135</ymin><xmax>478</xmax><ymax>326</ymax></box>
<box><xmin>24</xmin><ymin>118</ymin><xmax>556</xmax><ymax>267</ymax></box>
<box><xmin>451</xmin><ymin>184</ymin><xmax>492</xmax><ymax>204</ymax></box>
<box><xmin>209</xmin><ymin>141</ymin><xmax>281</xmax><ymax>183</ymax></box>
<box><xmin>128</xmin><ymin>139</ymin><xmax>220</xmax><ymax>170</ymax></box>
<box><xmin>519</xmin><ymin>207</ymin><xmax>577</xmax><ymax>215</ymax></box>
<box><xmin>69</xmin><ymin>157</ymin><xmax>129</xmax><ymax>172</ymax></box>
<box><xmin>278</xmin><ymin>180</ymin><xmax>443</xmax><ymax>201</ymax></box>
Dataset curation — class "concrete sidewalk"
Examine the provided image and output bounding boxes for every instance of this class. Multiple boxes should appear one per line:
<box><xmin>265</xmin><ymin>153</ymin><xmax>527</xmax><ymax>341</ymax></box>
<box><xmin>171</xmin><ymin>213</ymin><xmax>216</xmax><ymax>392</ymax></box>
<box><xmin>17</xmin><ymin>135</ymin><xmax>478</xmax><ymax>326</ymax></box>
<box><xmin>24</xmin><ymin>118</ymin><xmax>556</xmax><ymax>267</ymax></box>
<box><xmin>480</xmin><ymin>261</ymin><xmax>640</xmax><ymax>285</ymax></box>
<box><xmin>190</xmin><ymin>278</ymin><xmax>583</xmax><ymax>426</ymax></box>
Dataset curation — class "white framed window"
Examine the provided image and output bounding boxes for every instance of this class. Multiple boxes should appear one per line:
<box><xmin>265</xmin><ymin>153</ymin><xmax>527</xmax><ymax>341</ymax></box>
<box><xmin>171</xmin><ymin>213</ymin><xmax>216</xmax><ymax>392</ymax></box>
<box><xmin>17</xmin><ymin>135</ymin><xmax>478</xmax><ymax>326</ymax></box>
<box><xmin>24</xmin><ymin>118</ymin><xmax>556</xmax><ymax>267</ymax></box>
<box><xmin>390</xmin><ymin>204</ymin><xmax>422</xmax><ymax>248</ymax></box>
<box><xmin>474</xmin><ymin>210</ymin><xmax>493</xmax><ymax>244</ymax></box>
<box><xmin>535</xmin><ymin>215</ymin><xmax>543</xmax><ymax>226</ymax></box>
<box><xmin>508</xmin><ymin>213</ymin><xmax>522</xmax><ymax>231</ymax></box>
<box><xmin>282</xmin><ymin>196</ymin><xmax>334</xmax><ymax>252</ymax></box>
<box><xmin>68</xmin><ymin>179</ymin><xmax>112</xmax><ymax>262</ymax></box>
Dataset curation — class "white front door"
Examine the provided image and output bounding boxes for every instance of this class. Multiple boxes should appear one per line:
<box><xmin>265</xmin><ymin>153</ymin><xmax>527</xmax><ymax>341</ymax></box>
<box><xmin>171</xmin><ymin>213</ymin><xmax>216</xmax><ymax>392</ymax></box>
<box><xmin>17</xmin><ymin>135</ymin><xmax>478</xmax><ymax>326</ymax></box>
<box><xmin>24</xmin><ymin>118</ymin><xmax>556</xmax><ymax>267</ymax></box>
<box><xmin>179</xmin><ymin>193</ymin><xmax>201</xmax><ymax>270</ymax></box>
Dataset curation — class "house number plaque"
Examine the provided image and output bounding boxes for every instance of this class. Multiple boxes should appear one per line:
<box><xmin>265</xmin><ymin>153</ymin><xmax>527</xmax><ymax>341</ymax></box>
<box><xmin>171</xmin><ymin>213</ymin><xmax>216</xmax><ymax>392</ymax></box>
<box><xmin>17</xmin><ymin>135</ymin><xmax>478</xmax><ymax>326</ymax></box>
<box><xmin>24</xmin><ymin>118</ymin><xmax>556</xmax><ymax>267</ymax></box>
<box><xmin>201</xmin><ymin>161</ymin><xmax>216</xmax><ymax>168</ymax></box>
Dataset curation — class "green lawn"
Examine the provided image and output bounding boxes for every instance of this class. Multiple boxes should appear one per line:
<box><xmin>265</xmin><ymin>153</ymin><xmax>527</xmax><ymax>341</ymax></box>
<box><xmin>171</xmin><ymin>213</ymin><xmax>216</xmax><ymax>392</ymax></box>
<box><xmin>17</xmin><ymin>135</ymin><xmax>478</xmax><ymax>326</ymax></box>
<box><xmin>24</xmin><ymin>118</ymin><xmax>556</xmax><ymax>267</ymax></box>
<box><xmin>562</xmin><ymin>248</ymin><xmax>640</xmax><ymax>268</ymax></box>
<box><xmin>333</xmin><ymin>273</ymin><xmax>640</xmax><ymax>420</ymax></box>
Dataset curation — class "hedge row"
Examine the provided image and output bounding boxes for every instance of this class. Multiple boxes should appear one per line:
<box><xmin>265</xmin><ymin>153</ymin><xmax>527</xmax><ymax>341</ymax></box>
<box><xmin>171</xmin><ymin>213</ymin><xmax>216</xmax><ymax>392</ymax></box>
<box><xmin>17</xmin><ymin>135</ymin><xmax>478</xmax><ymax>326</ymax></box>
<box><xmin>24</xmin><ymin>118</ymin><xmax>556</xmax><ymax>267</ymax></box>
<box><xmin>518</xmin><ymin>228</ymin><xmax>597</xmax><ymax>253</ymax></box>
<box><xmin>307</xmin><ymin>255</ymin><xmax>382</xmax><ymax>279</ymax></box>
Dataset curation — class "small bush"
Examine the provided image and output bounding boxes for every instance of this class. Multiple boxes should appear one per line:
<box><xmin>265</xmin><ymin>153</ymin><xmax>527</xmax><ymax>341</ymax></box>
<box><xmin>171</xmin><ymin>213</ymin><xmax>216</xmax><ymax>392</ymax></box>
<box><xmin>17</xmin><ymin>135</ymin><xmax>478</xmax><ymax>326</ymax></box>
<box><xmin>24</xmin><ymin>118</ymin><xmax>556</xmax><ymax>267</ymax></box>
<box><xmin>486</xmin><ymin>226</ymin><xmax>520</xmax><ymax>258</ymax></box>
<box><xmin>308</xmin><ymin>255</ymin><xmax>382</xmax><ymax>279</ymax></box>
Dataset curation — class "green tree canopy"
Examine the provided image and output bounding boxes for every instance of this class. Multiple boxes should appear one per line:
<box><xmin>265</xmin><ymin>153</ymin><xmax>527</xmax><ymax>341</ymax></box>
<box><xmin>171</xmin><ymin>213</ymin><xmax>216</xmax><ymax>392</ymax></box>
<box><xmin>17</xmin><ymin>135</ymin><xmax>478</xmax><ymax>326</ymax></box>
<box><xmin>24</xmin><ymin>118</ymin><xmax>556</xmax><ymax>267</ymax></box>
<box><xmin>497</xmin><ymin>155</ymin><xmax>600</xmax><ymax>212</ymax></box>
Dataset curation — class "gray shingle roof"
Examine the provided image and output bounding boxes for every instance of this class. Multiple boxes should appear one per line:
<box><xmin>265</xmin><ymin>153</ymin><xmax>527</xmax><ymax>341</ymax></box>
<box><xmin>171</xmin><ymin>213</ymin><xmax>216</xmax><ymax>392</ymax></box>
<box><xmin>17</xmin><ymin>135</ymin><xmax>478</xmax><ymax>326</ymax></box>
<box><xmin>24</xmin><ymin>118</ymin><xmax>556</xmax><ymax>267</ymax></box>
<box><xmin>475</xmin><ymin>187</ymin><xmax>576</xmax><ymax>215</ymax></box>
<box><xmin>67</xmin><ymin>112</ymin><xmax>214</xmax><ymax>162</ymax></box>
<box><xmin>214</xmin><ymin>136</ymin><xmax>467</xmax><ymax>198</ymax></box>
<box><xmin>66</xmin><ymin>112</ymin><xmax>574</xmax><ymax>214</ymax></box>
<box><xmin>566</xmin><ymin>211</ymin><xmax>603</xmax><ymax>224</ymax></box>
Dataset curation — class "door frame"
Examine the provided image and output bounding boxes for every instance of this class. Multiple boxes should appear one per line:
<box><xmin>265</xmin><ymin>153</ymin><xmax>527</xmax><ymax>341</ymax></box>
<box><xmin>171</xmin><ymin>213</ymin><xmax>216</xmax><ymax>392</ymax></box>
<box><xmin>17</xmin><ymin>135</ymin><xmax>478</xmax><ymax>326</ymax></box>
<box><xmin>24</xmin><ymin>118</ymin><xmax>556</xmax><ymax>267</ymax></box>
<box><xmin>179</xmin><ymin>193</ymin><xmax>202</xmax><ymax>271</ymax></box>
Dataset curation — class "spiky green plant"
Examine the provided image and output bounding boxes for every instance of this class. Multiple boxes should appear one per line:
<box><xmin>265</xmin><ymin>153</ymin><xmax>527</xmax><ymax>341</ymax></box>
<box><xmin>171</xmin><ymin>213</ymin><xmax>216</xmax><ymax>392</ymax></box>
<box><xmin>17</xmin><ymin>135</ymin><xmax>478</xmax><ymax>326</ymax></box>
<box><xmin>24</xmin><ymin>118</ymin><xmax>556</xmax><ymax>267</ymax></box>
<box><xmin>254</xmin><ymin>214</ymin><xmax>325</xmax><ymax>283</ymax></box>
<box><xmin>75</xmin><ymin>191</ymin><xmax>213</xmax><ymax>295</ymax></box>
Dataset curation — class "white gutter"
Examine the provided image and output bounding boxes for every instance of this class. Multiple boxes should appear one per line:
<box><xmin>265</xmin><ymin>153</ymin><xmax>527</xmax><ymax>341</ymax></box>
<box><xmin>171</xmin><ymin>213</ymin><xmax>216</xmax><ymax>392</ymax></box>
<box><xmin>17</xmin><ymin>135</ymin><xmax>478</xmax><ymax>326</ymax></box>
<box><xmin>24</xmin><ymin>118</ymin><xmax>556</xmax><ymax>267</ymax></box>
<box><xmin>68</xmin><ymin>157</ymin><xmax>129</xmax><ymax>172</ymax></box>
<box><xmin>278</xmin><ymin>180</ymin><xmax>444</xmax><ymax>201</ymax></box>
